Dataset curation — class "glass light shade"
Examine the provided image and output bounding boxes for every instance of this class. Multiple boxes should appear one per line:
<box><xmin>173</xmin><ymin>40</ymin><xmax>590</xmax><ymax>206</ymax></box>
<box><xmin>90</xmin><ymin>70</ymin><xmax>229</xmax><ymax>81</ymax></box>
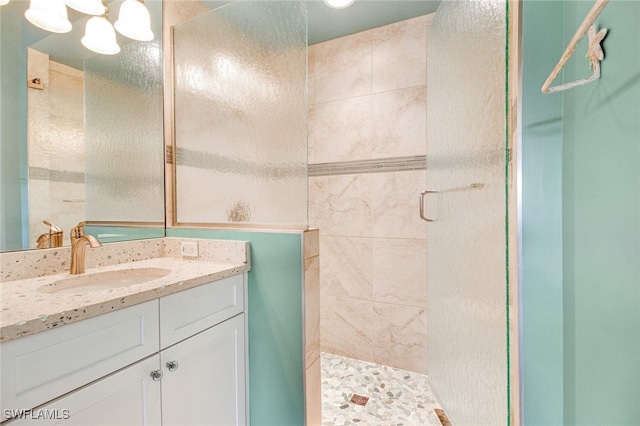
<box><xmin>323</xmin><ymin>0</ymin><xmax>355</xmax><ymax>9</ymax></box>
<box><xmin>64</xmin><ymin>0</ymin><xmax>105</xmax><ymax>16</ymax></box>
<box><xmin>0</xmin><ymin>0</ymin><xmax>10</xmax><ymax>6</ymax></box>
<box><xmin>114</xmin><ymin>0</ymin><xmax>153</xmax><ymax>42</ymax></box>
<box><xmin>24</xmin><ymin>0</ymin><xmax>72</xmax><ymax>33</ymax></box>
<box><xmin>81</xmin><ymin>16</ymin><xmax>121</xmax><ymax>55</ymax></box>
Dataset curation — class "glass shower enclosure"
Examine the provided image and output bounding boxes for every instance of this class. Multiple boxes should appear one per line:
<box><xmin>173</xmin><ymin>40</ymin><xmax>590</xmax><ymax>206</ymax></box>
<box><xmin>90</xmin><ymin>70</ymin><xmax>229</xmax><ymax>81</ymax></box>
<box><xmin>172</xmin><ymin>1</ymin><xmax>308</xmax><ymax>228</ymax></box>
<box><xmin>425</xmin><ymin>0</ymin><xmax>514</xmax><ymax>424</ymax></box>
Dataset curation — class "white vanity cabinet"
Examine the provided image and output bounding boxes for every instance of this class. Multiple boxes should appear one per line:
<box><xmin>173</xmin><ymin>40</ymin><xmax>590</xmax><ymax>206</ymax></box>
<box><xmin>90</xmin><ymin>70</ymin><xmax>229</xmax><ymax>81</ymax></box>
<box><xmin>159</xmin><ymin>272</ymin><xmax>246</xmax><ymax>426</ymax></box>
<box><xmin>1</xmin><ymin>273</ymin><xmax>247</xmax><ymax>426</ymax></box>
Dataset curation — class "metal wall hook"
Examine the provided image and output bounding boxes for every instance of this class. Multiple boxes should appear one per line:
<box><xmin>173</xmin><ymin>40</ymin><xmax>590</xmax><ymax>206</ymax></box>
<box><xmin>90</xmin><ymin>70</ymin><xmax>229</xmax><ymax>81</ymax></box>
<box><xmin>28</xmin><ymin>78</ymin><xmax>44</xmax><ymax>90</ymax></box>
<box><xmin>541</xmin><ymin>0</ymin><xmax>609</xmax><ymax>94</ymax></box>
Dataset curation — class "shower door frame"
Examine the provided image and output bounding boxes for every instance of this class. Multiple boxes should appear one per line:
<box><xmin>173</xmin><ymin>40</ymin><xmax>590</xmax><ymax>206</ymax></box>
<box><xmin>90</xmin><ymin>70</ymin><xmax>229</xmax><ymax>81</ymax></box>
<box><xmin>510</xmin><ymin>1</ymin><xmax>522</xmax><ymax>424</ymax></box>
<box><xmin>423</xmin><ymin>0</ymin><xmax>522</xmax><ymax>424</ymax></box>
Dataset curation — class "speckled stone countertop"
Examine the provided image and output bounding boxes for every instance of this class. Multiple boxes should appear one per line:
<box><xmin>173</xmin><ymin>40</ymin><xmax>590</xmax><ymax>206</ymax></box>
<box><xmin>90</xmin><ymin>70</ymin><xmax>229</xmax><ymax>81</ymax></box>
<box><xmin>0</xmin><ymin>237</ymin><xmax>251</xmax><ymax>343</ymax></box>
<box><xmin>0</xmin><ymin>257</ymin><xmax>249</xmax><ymax>343</ymax></box>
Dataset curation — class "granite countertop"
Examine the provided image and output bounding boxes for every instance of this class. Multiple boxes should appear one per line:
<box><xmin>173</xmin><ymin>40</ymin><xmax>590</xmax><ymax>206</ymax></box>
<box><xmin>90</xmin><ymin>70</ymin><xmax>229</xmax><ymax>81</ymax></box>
<box><xmin>0</xmin><ymin>257</ymin><xmax>250</xmax><ymax>343</ymax></box>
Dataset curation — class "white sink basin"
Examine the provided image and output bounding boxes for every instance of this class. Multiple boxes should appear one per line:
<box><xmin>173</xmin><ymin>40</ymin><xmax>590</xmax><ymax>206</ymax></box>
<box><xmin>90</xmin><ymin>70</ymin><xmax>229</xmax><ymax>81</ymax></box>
<box><xmin>38</xmin><ymin>268</ymin><xmax>172</xmax><ymax>295</ymax></box>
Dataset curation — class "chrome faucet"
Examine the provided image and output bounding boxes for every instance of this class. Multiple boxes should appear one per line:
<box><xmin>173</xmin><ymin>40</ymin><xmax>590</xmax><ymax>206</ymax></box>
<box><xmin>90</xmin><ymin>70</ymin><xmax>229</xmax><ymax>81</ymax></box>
<box><xmin>70</xmin><ymin>235</ymin><xmax>102</xmax><ymax>275</ymax></box>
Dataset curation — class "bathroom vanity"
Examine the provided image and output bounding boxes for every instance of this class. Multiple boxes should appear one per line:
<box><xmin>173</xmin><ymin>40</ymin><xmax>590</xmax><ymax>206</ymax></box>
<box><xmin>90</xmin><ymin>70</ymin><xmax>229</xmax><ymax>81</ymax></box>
<box><xmin>0</xmin><ymin>238</ymin><xmax>250</xmax><ymax>425</ymax></box>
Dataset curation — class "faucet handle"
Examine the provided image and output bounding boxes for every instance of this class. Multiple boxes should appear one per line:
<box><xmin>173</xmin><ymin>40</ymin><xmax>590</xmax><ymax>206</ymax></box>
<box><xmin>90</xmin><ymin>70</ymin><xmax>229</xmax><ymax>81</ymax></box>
<box><xmin>70</xmin><ymin>221</ymin><xmax>87</xmax><ymax>246</ymax></box>
<box><xmin>43</xmin><ymin>220</ymin><xmax>63</xmax><ymax>248</ymax></box>
<box><xmin>43</xmin><ymin>219</ymin><xmax>62</xmax><ymax>233</ymax></box>
<box><xmin>71</xmin><ymin>221</ymin><xmax>86</xmax><ymax>235</ymax></box>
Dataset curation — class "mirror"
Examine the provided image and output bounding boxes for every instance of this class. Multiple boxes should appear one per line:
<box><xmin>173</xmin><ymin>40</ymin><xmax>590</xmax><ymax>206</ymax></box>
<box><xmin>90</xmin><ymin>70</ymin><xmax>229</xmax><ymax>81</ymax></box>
<box><xmin>0</xmin><ymin>0</ymin><xmax>165</xmax><ymax>253</ymax></box>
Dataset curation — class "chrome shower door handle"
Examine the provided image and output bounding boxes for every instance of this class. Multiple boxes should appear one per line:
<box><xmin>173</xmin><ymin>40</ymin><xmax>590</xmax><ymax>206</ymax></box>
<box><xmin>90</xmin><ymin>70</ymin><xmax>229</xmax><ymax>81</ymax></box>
<box><xmin>419</xmin><ymin>190</ymin><xmax>439</xmax><ymax>222</ymax></box>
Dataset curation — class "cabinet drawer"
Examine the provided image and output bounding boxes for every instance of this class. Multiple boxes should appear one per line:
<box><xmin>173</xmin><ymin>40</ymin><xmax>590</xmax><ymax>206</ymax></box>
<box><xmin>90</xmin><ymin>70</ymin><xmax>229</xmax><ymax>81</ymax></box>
<box><xmin>1</xmin><ymin>300</ymin><xmax>159</xmax><ymax>414</ymax></box>
<box><xmin>7</xmin><ymin>356</ymin><xmax>162</xmax><ymax>426</ymax></box>
<box><xmin>160</xmin><ymin>274</ymin><xmax>244</xmax><ymax>349</ymax></box>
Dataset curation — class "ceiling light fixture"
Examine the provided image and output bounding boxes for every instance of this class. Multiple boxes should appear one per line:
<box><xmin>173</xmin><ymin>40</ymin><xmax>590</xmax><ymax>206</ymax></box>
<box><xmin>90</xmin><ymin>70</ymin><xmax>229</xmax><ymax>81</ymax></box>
<box><xmin>323</xmin><ymin>0</ymin><xmax>356</xmax><ymax>9</ymax></box>
<box><xmin>19</xmin><ymin>0</ymin><xmax>155</xmax><ymax>56</ymax></box>
<box><xmin>114</xmin><ymin>0</ymin><xmax>154</xmax><ymax>42</ymax></box>
<box><xmin>81</xmin><ymin>13</ymin><xmax>121</xmax><ymax>55</ymax></box>
<box><xmin>0</xmin><ymin>0</ymin><xmax>10</xmax><ymax>6</ymax></box>
<box><xmin>25</xmin><ymin>0</ymin><xmax>72</xmax><ymax>33</ymax></box>
<box><xmin>64</xmin><ymin>0</ymin><xmax>107</xmax><ymax>16</ymax></box>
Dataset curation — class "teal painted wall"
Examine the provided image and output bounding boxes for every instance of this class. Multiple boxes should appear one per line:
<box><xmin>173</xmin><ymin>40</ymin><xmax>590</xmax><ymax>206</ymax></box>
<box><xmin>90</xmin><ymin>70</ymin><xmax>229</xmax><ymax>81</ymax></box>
<box><xmin>522</xmin><ymin>1</ymin><xmax>640</xmax><ymax>425</ymax></box>
<box><xmin>562</xmin><ymin>1</ymin><xmax>639</xmax><ymax>424</ymax></box>
<box><xmin>520</xmin><ymin>1</ymin><xmax>565</xmax><ymax>424</ymax></box>
<box><xmin>84</xmin><ymin>226</ymin><xmax>164</xmax><ymax>244</ymax></box>
<box><xmin>166</xmin><ymin>228</ymin><xmax>305</xmax><ymax>426</ymax></box>
<box><xmin>0</xmin><ymin>1</ymin><xmax>28</xmax><ymax>251</ymax></box>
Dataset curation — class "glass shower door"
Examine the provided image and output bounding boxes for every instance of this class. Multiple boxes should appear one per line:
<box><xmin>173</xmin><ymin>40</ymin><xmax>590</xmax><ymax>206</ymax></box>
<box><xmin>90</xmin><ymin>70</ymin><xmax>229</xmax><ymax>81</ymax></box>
<box><xmin>425</xmin><ymin>0</ymin><xmax>511</xmax><ymax>424</ymax></box>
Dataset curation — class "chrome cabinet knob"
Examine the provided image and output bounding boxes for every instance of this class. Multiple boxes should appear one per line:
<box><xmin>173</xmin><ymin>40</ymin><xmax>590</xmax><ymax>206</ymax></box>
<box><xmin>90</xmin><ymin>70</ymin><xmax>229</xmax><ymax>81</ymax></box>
<box><xmin>166</xmin><ymin>361</ymin><xmax>179</xmax><ymax>372</ymax></box>
<box><xmin>150</xmin><ymin>370</ymin><xmax>163</xmax><ymax>381</ymax></box>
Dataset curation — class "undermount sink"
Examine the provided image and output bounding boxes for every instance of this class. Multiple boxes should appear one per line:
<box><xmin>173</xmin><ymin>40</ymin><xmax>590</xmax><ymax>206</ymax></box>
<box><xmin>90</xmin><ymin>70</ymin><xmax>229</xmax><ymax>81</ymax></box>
<box><xmin>38</xmin><ymin>268</ymin><xmax>172</xmax><ymax>295</ymax></box>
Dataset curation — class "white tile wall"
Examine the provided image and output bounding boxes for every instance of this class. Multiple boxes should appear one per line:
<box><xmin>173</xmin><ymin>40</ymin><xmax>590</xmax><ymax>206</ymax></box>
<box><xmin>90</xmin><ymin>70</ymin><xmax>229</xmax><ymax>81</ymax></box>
<box><xmin>372</xmin><ymin>302</ymin><xmax>428</xmax><ymax>372</ymax></box>
<box><xmin>320</xmin><ymin>236</ymin><xmax>373</xmax><ymax>299</ymax></box>
<box><xmin>320</xmin><ymin>295</ymin><xmax>375</xmax><ymax>362</ymax></box>
<box><xmin>371</xmin><ymin>170</ymin><xmax>427</xmax><ymax>239</ymax></box>
<box><xmin>371</xmin><ymin>86</ymin><xmax>427</xmax><ymax>159</ymax></box>
<box><xmin>314</xmin><ymin>30</ymin><xmax>372</xmax><ymax>103</ymax></box>
<box><xmin>308</xmin><ymin>14</ymin><xmax>433</xmax><ymax>374</ymax></box>
<box><xmin>314</xmin><ymin>96</ymin><xmax>372</xmax><ymax>163</ymax></box>
<box><xmin>309</xmin><ymin>174</ymin><xmax>372</xmax><ymax>238</ymax></box>
<box><xmin>372</xmin><ymin>15</ymin><xmax>431</xmax><ymax>92</ymax></box>
<box><xmin>372</xmin><ymin>238</ymin><xmax>428</xmax><ymax>308</ymax></box>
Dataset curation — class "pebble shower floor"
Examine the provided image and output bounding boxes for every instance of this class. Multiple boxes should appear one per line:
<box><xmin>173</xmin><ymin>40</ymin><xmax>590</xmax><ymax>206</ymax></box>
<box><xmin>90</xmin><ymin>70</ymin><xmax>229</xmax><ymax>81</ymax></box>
<box><xmin>321</xmin><ymin>353</ymin><xmax>445</xmax><ymax>426</ymax></box>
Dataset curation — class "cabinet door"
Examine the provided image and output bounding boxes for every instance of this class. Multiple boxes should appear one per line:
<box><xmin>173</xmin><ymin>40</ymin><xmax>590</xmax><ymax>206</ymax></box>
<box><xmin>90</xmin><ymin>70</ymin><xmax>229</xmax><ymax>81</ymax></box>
<box><xmin>161</xmin><ymin>314</ymin><xmax>246</xmax><ymax>426</ymax></box>
<box><xmin>9</xmin><ymin>356</ymin><xmax>161</xmax><ymax>426</ymax></box>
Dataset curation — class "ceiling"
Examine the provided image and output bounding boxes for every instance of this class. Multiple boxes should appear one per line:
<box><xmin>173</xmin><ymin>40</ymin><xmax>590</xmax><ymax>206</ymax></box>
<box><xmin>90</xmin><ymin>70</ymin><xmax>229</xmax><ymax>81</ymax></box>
<box><xmin>201</xmin><ymin>0</ymin><xmax>441</xmax><ymax>45</ymax></box>
<box><xmin>307</xmin><ymin>0</ymin><xmax>440</xmax><ymax>45</ymax></box>
<box><xmin>24</xmin><ymin>0</ymin><xmax>441</xmax><ymax>69</ymax></box>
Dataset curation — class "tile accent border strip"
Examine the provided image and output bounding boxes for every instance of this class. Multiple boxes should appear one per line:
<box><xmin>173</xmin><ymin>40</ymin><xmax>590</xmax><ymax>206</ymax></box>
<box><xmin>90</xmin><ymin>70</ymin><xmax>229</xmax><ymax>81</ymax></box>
<box><xmin>308</xmin><ymin>156</ymin><xmax>426</xmax><ymax>177</ymax></box>
<box><xmin>29</xmin><ymin>167</ymin><xmax>85</xmax><ymax>183</ymax></box>
<box><xmin>175</xmin><ymin>147</ymin><xmax>306</xmax><ymax>178</ymax></box>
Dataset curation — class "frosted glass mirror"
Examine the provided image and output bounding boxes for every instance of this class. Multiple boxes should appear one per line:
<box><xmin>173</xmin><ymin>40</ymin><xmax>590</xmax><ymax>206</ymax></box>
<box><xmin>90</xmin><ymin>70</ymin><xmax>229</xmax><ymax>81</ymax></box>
<box><xmin>0</xmin><ymin>0</ymin><xmax>165</xmax><ymax>252</ymax></box>
<box><xmin>172</xmin><ymin>0</ymin><xmax>308</xmax><ymax>228</ymax></box>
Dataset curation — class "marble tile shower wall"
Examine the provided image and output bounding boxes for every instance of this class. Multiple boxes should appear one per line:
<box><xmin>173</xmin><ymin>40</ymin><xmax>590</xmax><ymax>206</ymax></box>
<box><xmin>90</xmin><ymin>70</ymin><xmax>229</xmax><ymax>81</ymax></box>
<box><xmin>308</xmin><ymin>14</ymin><xmax>433</xmax><ymax>375</ymax></box>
